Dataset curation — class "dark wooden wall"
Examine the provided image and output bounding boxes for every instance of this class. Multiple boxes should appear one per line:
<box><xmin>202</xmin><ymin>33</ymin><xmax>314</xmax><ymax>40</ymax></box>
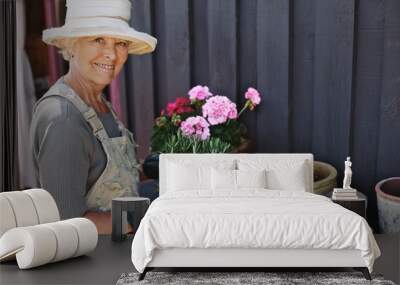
<box><xmin>0</xmin><ymin>0</ymin><xmax>18</xmax><ymax>192</ymax></box>
<box><xmin>123</xmin><ymin>0</ymin><xmax>400</xmax><ymax>230</ymax></box>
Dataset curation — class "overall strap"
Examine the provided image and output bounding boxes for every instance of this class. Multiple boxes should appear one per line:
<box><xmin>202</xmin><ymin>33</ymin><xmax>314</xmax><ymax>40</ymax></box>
<box><xmin>102</xmin><ymin>98</ymin><xmax>125</xmax><ymax>133</ymax></box>
<box><xmin>36</xmin><ymin>79</ymin><xmax>110</xmax><ymax>141</ymax></box>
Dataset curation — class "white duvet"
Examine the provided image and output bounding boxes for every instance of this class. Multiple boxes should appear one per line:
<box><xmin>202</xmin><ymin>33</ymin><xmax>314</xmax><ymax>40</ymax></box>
<box><xmin>131</xmin><ymin>190</ymin><xmax>380</xmax><ymax>273</ymax></box>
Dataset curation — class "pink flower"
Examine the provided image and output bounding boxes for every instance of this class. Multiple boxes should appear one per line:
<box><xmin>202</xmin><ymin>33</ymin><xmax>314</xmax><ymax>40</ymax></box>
<box><xmin>166</xmin><ymin>97</ymin><xmax>194</xmax><ymax>116</ymax></box>
<box><xmin>188</xmin><ymin>85</ymin><xmax>212</xmax><ymax>101</ymax></box>
<box><xmin>166</xmin><ymin>103</ymin><xmax>178</xmax><ymax>116</ymax></box>
<box><xmin>202</xmin><ymin>95</ymin><xmax>237</xmax><ymax>125</ymax></box>
<box><xmin>227</xmin><ymin>106</ymin><xmax>238</xmax><ymax>119</ymax></box>
<box><xmin>180</xmin><ymin>116</ymin><xmax>210</xmax><ymax>141</ymax></box>
<box><xmin>244</xmin><ymin>87</ymin><xmax>261</xmax><ymax>109</ymax></box>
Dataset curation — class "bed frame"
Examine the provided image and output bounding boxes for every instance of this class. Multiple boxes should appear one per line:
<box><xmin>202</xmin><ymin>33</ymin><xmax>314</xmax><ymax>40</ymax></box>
<box><xmin>139</xmin><ymin>154</ymin><xmax>372</xmax><ymax>281</ymax></box>
<box><xmin>139</xmin><ymin>248</ymin><xmax>371</xmax><ymax>280</ymax></box>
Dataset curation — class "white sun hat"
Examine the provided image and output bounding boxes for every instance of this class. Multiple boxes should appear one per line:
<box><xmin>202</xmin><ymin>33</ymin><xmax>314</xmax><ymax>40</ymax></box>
<box><xmin>42</xmin><ymin>0</ymin><xmax>157</xmax><ymax>55</ymax></box>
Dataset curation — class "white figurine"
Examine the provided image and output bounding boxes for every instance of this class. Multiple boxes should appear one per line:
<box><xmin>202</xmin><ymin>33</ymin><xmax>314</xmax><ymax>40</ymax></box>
<box><xmin>343</xmin><ymin>157</ymin><xmax>353</xmax><ymax>189</ymax></box>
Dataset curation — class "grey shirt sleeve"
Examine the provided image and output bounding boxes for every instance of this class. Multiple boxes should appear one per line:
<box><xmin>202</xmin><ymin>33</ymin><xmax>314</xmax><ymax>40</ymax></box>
<box><xmin>31</xmin><ymin>95</ymin><xmax>121</xmax><ymax>219</ymax></box>
<box><xmin>36</xmin><ymin>115</ymin><xmax>91</xmax><ymax>219</ymax></box>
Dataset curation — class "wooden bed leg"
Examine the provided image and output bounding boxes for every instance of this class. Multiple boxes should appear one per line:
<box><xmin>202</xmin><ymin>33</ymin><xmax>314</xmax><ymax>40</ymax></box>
<box><xmin>138</xmin><ymin>268</ymin><xmax>148</xmax><ymax>281</ymax></box>
<box><xmin>354</xmin><ymin>267</ymin><xmax>371</xmax><ymax>280</ymax></box>
<box><xmin>361</xmin><ymin>267</ymin><xmax>372</xmax><ymax>280</ymax></box>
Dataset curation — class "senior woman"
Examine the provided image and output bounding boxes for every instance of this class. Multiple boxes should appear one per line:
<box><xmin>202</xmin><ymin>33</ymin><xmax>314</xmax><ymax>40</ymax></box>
<box><xmin>30</xmin><ymin>0</ymin><xmax>157</xmax><ymax>233</ymax></box>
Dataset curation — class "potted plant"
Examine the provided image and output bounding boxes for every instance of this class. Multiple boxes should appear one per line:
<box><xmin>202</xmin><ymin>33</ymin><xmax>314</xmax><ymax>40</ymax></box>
<box><xmin>313</xmin><ymin>161</ymin><xmax>337</xmax><ymax>195</ymax></box>
<box><xmin>143</xmin><ymin>86</ymin><xmax>261</xmax><ymax>178</ymax></box>
<box><xmin>375</xmin><ymin>177</ymin><xmax>400</xmax><ymax>233</ymax></box>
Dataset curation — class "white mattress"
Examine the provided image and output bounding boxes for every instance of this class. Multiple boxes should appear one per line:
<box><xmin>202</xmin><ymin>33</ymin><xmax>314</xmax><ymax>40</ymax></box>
<box><xmin>131</xmin><ymin>190</ymin><xmax>380</xmax><ymax>273</ymax></box>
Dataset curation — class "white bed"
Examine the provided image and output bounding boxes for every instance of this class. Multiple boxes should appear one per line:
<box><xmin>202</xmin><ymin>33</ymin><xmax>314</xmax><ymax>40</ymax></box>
<box><xmin>131</xmin><ymin>154</ymin><xmax>380</xmax><ymax>280</ymax></box>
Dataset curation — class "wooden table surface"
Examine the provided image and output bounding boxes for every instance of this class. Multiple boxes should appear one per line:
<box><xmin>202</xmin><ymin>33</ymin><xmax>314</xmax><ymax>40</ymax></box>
<box><xmin>1</xmin><ymin>234</ymin><xmax>399</xmax><ymax>285</ymax></box>
<box><xmin>0</xmin><ymin>235</ymin><xmax>134</xmax><ymax>285</ymax></box>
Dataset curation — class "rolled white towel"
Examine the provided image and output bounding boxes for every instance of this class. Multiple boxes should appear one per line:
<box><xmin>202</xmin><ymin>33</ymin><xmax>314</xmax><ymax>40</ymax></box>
<box><xmin>0</xmin><ymin>218</ymin><xmax>98</xmax><ymax>269</ymax></box>
<box><xmin>41</xmin><ymin>221</ymin><xmax>79</xmax><ymax>262</ymax></box>
<box><xmin>0</xmin><ymin>189</ymin><xmax>60</xmax><ymax>238</ymax></box>
<box><xmin>0</xmin><ymin>191</ymin><xmax>39</xmax><ymax>228</ymax></box>
<box><xmin>0</xmin><ymin>196</ymin><xmax>17</xmax><ymax>237</ymax></box>
<box><xmin>0</xmin><ymin>226</ymin><xmax>57</xmax><ymax>268</ymax></box>
<box><xmin>23</xmin><ymin>189</ymin><xmax>60</xmax><ymax>224</ymax></box>
<box><xmin>63</xmin><ymin>218</ymin><xmax>98</xmax><ymax>257</ymax></box>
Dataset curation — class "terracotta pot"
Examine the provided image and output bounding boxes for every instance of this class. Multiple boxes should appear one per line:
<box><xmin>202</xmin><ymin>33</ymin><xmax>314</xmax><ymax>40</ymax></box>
<box><xmin>231</xmin><ymin>138</ymin><xmax>253</xmax><ymax>153</ymax></box>
<box><xmin>375</xmin><ymin>177</ymin><xmax>400</xmax><ymax>233</ymax></box>
<box><xmin>313</xmin><ymin>161</ymin><xmax>337</xmax><ymax>195</ymax></box>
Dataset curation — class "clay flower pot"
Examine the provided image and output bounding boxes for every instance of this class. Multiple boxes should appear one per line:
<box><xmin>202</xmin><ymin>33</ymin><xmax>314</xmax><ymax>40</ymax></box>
<box><xmin>313</xmin><ymin>161</ymin><xmax>337</xmax><ymax>195</ymax></box>
<box><xmin>375</xmin><ymin>177</ymin><xmax>400</xmax><ymax>233</ymax></box>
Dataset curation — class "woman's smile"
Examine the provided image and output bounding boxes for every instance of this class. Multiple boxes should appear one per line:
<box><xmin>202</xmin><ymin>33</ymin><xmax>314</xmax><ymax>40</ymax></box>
<box><xmin>93</xmin><ymin>62</ymin><xmax>116</xmax><ymax>73</ymax></box>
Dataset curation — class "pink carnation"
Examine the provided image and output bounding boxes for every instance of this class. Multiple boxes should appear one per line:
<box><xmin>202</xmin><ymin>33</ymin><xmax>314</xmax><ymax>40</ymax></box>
<box><xmin>188</xmin><ymin>85</ymin><xmax>212</xmax><ymax>101</ymax></box>
<box><xmin>180</xmin><ymin>116</ymin><xmax>210</xmax><ymax>141</ymax></box>
<box><xmin>202</xmin><ymin>95</ymin><xmax>237</xmax><ymax>125</ymax></box>
<box><xmin>244</xmin><ymin>87</ymin><xmax>261</xmax><ymax>108</ymax></box>
<box><xmin>166</xmin><ymin>97</ymin><xmax>193</xmax><ymax>116</ymax></box>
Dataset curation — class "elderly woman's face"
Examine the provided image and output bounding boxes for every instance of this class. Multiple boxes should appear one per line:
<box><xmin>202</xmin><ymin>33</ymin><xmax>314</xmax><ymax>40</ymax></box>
<box><xmin>70</xmin><ymin>36</ymin><xmax>129</xmax><ymax>86</ymax></box>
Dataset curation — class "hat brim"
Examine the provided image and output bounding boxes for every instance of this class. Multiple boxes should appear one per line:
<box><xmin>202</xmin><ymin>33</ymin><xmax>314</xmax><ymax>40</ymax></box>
<box><xmin>43</xmin><ymin>25</ymin><xmax>157</xmax><ymax>55</ymax></box>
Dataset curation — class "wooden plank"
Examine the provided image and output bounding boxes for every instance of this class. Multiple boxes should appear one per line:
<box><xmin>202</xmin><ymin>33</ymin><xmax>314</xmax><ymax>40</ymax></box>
<box><xmin>153</xmin><ymin>0</ymin><xmax>190</xmax><ymax>110</ymax></box>
<box><xmin>191</xmin><ymin>0</ymin><xmax>209</xmax><ymax>86</ymax></box>
<box><xmin>207</xmin><ymin>0</ymin><xmax>237</xmax><ymax>100</ymax></box>
<box><xmin>0</xmin><ymin>0</ymin><xmax>18</xmax><ymax>191</ymax></box>
<box><xmin>43</xmin><ymin>0</ymin><xmax>63</xmax><ymax>85</ymax></box>
<box><xmin>125</xmin><ymin>0</ymin><xmax>155</xmax><ymax>159</ymax></box>
<box><xmin>291</xmin><ymin>0</ymin><xmax>315</xmax><ymax>153</ymax></box>
<box><xmin>109</xmin><ymin>76</ymin><xmax>122</xmax><ymax>122</ymax></box>
<box><xmin>256</xmin><ymin>0</ymin><xmax>290</xmax><ymax>152</ymax></box>
<box><xmin>119</xmin><ymin>69</ymin><xmax>128</xmax><ymax>127</ymax></box>
<box><xmin>238</xmin><ymin>0</ymin><xmax>258</xmax><ymax>151</ymax></box>
<box><xmin>376</xmin><ymin>0</ymin><xmax>400</xmax><ymax>179</ymax></box>
<box><xmin>312</xmin><ymin>0</ymin><xmax>356</xmax><ymax>170</ymax></box>
<box><xmin>351</xmin><ymin>0</ymin><xmax>384</xmax><ymax>230</ymax></box>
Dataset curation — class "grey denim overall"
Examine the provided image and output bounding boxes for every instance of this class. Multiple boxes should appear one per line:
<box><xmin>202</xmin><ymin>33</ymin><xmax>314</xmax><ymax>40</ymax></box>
<box><xmin>36</xmin><ymin>79</ymin><xmax>140</xmax><ymax>211</ymax></box>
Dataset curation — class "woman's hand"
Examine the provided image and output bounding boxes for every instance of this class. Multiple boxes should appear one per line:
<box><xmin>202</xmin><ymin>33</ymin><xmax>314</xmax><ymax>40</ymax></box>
<box><xmin>83</xmin><ymin>211</ymin><xmax>133</xmax><ymax>235</ymax></box>
<box><xmin>83</xmin><ymin>211</ymin><xmax>112</xmax><ymax>235</ymax></box>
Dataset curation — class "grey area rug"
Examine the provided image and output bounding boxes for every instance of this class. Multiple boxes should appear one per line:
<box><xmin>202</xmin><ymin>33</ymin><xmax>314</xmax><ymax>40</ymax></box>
<box><xmin>116</xmin><ymin>272</ymin><xmax>396</xmax><ymax>285</ymax></box>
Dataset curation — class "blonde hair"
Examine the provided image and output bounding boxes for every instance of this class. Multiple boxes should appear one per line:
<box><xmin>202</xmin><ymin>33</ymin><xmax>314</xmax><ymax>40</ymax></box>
<box><xmin>59</xmin><ymin>38</ymin><xmax>79</xmax><ymax>61</ymax></box>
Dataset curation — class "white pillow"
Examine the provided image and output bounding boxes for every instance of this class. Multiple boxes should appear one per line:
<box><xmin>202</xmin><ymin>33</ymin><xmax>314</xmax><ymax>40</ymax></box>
<box><xmin>238</xmin><ymin>159</ymin><xmax>309</xmax><ymax>191</ymax></box>
<box><xmin>211</xmin><ymin>168</ymin><xmax>268</xmax><ymax>190</ymax></box>
<box><xmin>211</xmin><ymin>168</ymin><xmax>236</xmax><ymax>190</ymax></box>
<box><xmin>237</xmin><ymin>169</ymin><xmax>267</xmax><ymax>189</ymax></box>
<box><xmin>269</xmin><ymin>164</ymin><xmax>308</xmax><ymax>191</ymax></box>
<box><xmin>167</xmin><ymin>160</ymin><xmax>236</xmax><ymax>192</ymax></box>
<box><xmin>167</xmin><ymin>162</ymin><xmax>210</xmax><ymax>191</ymax></box>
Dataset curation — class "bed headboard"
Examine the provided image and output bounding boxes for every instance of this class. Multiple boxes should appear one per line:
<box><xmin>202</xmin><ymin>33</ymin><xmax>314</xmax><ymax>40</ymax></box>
<box><xmin>159</xmin><ymin>153</ymin><xmax>314</xmax><ymax>195</ymax></box>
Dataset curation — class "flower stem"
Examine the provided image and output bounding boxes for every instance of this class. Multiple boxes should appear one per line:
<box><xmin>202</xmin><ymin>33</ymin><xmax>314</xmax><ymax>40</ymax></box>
<box><xmin>238</xmin><ymin>101</ymin><xmax>249</xmax><ymax>118</ymax></box>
